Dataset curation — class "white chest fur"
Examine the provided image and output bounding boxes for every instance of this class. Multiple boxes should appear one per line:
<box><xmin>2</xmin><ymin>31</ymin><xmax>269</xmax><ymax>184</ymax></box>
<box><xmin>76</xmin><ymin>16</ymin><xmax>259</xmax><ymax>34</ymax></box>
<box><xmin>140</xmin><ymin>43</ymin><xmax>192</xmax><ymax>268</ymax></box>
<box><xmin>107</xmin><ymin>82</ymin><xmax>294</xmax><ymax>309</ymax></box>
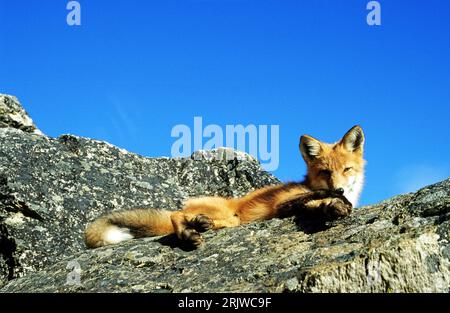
<box><xmin>344</xmin><ymin>174</ymin><xmax>364</xmax><ymax>207</ymax></box>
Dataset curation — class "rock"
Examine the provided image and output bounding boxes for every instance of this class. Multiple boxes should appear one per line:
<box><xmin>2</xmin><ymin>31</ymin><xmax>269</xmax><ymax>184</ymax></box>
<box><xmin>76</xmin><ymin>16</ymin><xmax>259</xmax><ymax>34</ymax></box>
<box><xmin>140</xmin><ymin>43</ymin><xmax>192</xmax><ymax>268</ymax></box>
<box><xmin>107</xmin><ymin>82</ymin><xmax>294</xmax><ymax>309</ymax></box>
<box><xmin>1</xmin><ymin>94</ymin><xmax>449</xmax><ymax>292</ymax></box>
<box><xmin>2</xmin><ymin>179</ymin><xmax>448</xmax><ymax>293</ymax></box>
<box><xmin>0</xmin><ymin>95</ymin><xmax>42</xmax><ymax>135</ymax></box>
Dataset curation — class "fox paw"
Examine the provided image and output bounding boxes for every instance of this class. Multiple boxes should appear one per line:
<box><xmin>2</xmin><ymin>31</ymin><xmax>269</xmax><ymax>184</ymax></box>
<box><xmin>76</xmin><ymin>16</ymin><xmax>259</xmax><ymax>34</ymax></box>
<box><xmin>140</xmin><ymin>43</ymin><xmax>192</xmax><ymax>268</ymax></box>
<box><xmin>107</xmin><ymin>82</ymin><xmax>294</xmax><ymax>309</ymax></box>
<box><xmin>190</xmin><ymin>214</ymin><xmax>215</xmax><ymax>232</ymax></box>
<box><xmin>314</xmin><ymin>188</ymin><xmax>352</xmax><ymax>206</ymax></box>
<box><xmin>322</xmin><ymin>198</ymin><xmax>352</xmax><ymax>219</ymax></box>
<box><xmin>181</xmin><ymin>228</ymin><xmax>204</xmax><ymax>248</ymax></box>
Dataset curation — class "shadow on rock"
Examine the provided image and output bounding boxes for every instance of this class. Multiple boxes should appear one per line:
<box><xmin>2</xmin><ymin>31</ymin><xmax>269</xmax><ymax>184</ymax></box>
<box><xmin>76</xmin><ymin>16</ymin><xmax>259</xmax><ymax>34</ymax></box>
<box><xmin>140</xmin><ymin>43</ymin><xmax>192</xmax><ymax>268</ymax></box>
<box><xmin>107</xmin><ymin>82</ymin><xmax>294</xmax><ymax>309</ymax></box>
<box><xmin>293</xmin><ymin>215</ymin><xmax>332</xmax><ymax>234</ymax></box>
<box><xmin>155</xmin><ymin>234</ymin><xmax>199</xmax><ymax>252</ymax></box>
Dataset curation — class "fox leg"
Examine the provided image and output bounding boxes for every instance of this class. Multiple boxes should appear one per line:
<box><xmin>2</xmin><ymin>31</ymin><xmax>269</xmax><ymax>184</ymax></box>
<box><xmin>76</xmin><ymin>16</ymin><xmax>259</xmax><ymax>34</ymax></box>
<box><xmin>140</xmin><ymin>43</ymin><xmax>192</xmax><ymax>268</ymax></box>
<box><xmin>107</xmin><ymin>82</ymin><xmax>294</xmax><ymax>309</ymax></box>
<box><xmin>306</xmin><ymin>189</ymin><xmax>352</xmax><ymax>218</ymax></box>
<box><xmin>170</xmin><ymin>211</ymin><xmax>205</xmax><ymax>247</ymax></box>
<box><xmin>188</xmin><ymin>213</ymin><xmax>240</xmax><ymax>230</ymax></box>
<box><xmin>276</xmin><ymin>189</ymin><xmax>352</xmax><ymax>219</ymax></box>
<box><xmin>303</xmin><ymin>198</ymin><xmax>352</xmax><ymax>219</ymax></box>
<box><xmin>189</xmin><ymin>214</ymin><xmax>215</xmax><ymax>232</ymax></box>
<box><xmin>212</xmin><ymin>216</ymin><xmax>240</xmax><ymax>229</ymax></box>
<box><xmin>170</xmin><ymin>197</ymin><xmax>240</xmax><ymax>247</ymax></box>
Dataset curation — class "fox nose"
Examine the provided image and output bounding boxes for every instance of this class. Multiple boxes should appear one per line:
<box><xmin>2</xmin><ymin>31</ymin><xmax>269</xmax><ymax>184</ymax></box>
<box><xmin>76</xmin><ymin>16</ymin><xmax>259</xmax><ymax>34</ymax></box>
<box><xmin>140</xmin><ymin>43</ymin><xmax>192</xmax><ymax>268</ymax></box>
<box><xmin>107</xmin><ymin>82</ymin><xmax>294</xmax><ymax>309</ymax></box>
<box><xmin>335</xmin><ymin>188</ymin><xmax>345</xmax><ymax>195</ymax></box>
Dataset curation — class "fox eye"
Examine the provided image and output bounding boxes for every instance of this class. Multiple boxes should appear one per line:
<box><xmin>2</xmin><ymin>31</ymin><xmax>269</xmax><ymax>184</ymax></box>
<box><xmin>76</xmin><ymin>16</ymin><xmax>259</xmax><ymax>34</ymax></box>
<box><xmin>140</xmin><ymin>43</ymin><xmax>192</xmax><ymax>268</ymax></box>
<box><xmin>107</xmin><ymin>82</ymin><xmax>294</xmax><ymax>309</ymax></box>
<box><xmin>344</xmin><ymin>167</ymin><xmax>353</xmax><ymax>173</ymax></box>
<box><xmin>319</xmin><ymin>169</ymin><xmax>331</xmax><ymax>176</ymax></box>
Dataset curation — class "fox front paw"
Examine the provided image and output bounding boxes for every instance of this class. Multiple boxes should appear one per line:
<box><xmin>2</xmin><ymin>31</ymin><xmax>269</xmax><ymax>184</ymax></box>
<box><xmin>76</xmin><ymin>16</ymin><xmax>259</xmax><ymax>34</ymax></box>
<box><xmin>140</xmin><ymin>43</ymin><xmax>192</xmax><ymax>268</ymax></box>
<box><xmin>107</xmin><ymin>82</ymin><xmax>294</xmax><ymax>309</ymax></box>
<box><xmin>322</xmin><ymin>198</ymin><xmax>352</xmax><ymax>219</ymax></box>
<box><xmin>181</xmin><ymin>228</ymin><xmax>204</xmax><ymax>248</ymax></box>
<box><xmin>189</xmin><ymin>214</ymin><xmax>215</xmax><ymax>232</ymax></box>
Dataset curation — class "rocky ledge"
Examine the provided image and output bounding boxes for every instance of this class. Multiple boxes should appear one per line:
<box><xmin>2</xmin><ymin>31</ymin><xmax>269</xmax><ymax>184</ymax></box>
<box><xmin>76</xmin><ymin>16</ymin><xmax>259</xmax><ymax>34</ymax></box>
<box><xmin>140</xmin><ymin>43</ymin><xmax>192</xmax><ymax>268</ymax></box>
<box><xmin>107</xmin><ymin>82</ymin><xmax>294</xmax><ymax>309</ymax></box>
<box><xmin>0</xmin><ymin>94</ymin><xmax>449</xmax><ymax>292</ymax></box>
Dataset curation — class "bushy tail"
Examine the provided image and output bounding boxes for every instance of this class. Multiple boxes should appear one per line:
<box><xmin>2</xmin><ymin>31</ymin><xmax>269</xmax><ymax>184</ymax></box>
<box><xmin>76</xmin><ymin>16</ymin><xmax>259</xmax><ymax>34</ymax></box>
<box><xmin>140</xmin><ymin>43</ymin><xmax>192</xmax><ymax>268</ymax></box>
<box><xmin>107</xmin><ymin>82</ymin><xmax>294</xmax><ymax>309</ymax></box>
<box><xmin>84</xmin><ymin>209</ymin><xmax>174</xmax><ymax>248</ymax></box>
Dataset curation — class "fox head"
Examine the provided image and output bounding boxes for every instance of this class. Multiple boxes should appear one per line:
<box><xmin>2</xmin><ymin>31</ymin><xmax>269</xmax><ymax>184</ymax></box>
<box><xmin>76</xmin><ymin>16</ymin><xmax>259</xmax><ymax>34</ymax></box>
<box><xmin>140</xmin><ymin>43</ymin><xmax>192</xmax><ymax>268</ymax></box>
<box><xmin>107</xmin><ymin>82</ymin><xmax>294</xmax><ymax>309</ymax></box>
<box><xmin>299</xmin><ymin>125</ymin><xmax>366</xmax><ymax>207</ymax></box>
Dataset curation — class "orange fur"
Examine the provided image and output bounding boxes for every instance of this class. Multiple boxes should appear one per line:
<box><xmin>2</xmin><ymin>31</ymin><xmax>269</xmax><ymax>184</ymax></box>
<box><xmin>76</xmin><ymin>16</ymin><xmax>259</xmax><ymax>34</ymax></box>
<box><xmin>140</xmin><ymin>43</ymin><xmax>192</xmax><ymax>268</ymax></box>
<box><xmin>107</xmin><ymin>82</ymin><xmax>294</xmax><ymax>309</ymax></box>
<box><xmin>84</xmin><ymin>126</ymin><xmax>366</xmax><ymax>248</ymax></box>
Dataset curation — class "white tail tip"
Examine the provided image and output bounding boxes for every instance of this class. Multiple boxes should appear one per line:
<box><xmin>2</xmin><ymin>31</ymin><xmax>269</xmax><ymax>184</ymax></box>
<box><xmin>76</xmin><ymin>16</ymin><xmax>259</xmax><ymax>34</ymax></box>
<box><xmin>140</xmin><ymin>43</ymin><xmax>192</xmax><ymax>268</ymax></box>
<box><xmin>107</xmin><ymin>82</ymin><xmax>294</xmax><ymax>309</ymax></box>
<box><xmin>103</xmin><ymin>225</ymin><xmax>134</xmax><ymax>245</ymax></box>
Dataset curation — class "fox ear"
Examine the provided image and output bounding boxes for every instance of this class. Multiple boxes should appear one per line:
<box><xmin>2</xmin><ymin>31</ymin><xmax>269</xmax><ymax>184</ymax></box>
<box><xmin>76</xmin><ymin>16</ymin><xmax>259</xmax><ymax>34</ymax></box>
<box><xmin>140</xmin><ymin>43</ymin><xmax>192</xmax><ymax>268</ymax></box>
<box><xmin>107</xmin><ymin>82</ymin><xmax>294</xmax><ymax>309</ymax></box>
<box><xmin>300</xmin><ymin>135</ymin><xmax>322</xmax><ymax>162</ymax></box>
<box><xmin>341</xmin><ymin>125</ymin><xmax>365</xmax><ymax>153</ymax></box>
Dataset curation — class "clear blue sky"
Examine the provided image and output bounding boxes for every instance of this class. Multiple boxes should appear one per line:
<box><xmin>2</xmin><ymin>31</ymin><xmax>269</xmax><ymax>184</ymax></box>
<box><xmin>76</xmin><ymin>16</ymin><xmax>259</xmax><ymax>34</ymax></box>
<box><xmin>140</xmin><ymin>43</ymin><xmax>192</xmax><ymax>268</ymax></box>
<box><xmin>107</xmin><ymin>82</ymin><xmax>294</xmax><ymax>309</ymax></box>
<box><xmin>1</xmin><ymin>0</ymin><xmax>449</xmax><ymax>206</ymax></box>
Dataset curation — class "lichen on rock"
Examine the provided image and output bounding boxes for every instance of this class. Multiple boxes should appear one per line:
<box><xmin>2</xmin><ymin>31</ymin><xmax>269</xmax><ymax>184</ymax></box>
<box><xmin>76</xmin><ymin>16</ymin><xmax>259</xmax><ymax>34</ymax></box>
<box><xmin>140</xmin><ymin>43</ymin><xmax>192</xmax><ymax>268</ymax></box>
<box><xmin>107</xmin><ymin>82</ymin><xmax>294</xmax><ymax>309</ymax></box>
<box><xmin>0</xmin><ymin>95</ymin><xmax>42</xmax><ymax>135</ymax></box>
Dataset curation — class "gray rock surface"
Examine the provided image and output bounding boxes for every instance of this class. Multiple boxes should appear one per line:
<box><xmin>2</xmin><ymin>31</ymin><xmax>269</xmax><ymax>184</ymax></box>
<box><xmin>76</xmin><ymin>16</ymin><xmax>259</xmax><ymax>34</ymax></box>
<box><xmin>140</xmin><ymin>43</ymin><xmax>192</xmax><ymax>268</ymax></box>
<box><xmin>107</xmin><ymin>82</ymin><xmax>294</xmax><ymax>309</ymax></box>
<box><xmin>1</xmin><ymin>94</ymin><xmax>449</xmax><ymax>292</ymax></box>
<box><xmin>0</xmin><ymin>95</ymin><xmax>42</xmax><ymax>135</ymax></box>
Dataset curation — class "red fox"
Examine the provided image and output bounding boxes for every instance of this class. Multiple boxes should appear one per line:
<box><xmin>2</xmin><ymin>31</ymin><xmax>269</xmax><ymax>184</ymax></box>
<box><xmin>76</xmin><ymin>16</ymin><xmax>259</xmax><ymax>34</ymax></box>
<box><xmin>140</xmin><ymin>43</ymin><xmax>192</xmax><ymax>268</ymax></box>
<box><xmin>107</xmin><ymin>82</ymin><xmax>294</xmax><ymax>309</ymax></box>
<box><xmin>85</xmin><ymin>126</ymin><xmax>365</xmax><ymax>249</ymax></box>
